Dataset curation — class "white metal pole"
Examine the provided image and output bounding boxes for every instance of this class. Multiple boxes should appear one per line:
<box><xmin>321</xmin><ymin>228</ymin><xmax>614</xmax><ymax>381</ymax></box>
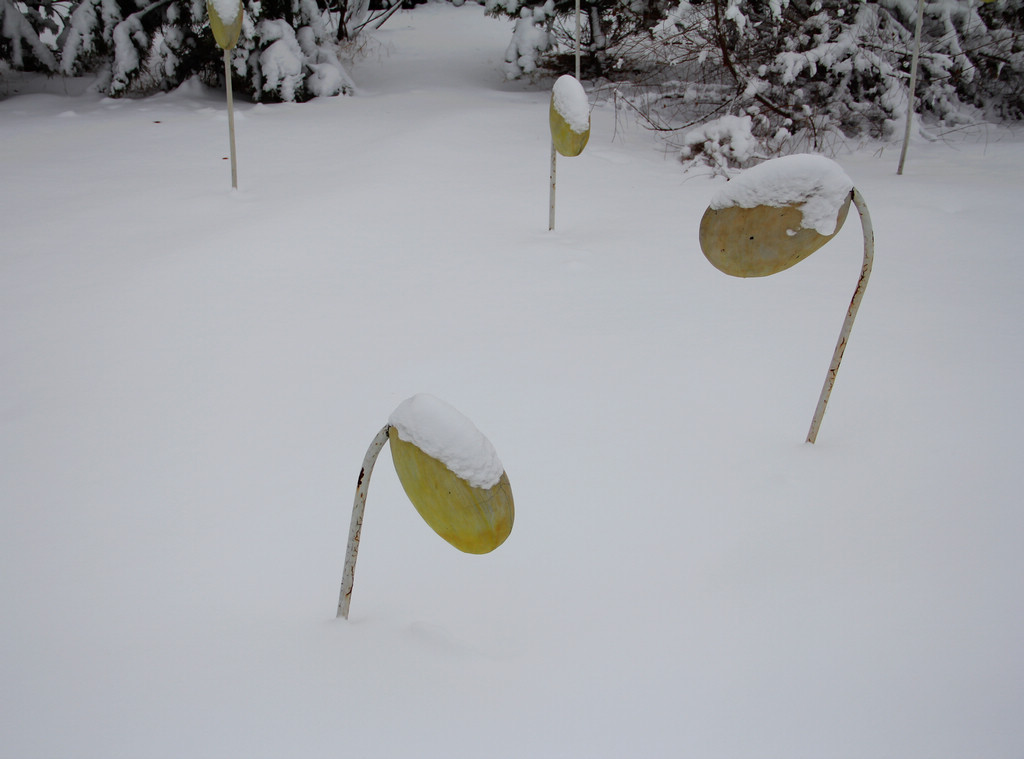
<box><xmin>806</xmin><ymin>188</ymin><xmax>874</xmax><ymax>443</ymax></box>
<box><xmin>224</xmin><ymin>48</ymin><xmax>238</xmax><ymax>189</ymax></box>
<box><xmin>549</xmin><ymin>141</ymin><xmax>557</xmax><ymax>231</ymax></box>
<box><xmin>338</xmin><ymin>425</ymin><xmax>391</xmax><ymax>619</ymax></box>
<box><xmin>574</xmin><ymin>0</ymin><xmax>581</xmax><ymax>80</ymax></box>
<box><xmin>897</xmin><ymin>0</ymin><xmax>925</xmax><ymax>175</ymax></box>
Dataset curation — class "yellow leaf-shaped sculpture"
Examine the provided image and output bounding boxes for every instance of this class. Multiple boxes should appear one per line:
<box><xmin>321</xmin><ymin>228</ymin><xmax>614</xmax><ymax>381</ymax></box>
<box><xmin>550</xmin><ymin>75</ymin><xmax>590</xmax><ymax>157</ymax></box>
<box><xmin>389</xmin><ymin>429</ymin><xmax>514</xmax><ymax>554</ymax></box>
<box><xmin>208</xmin><ymin>0</ymin><xmax>243</xmax><ymax>50</ymax></box>
<box><xmin>700</xmin><ymin>196</ymin><xmax>851</xmax><ymax>277</ymax></box>
<box><xmin>699</xmin><ymin>154</ymin><xmax>855</xmax><ymax>278</ymax></box>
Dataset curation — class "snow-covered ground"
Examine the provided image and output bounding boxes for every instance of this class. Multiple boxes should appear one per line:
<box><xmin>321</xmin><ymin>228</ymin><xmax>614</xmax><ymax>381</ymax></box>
<box><xmin>2</xmin><ymin>4</ymin><xmax>1023</xmax><ymax>757</ymax></box>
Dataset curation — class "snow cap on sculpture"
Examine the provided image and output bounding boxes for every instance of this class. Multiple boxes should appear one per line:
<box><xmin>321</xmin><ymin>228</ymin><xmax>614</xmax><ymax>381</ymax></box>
<box><xmin>388</xmin><ymin>394</ymin><xmax>504</xmax><ymax>491</ymax></box>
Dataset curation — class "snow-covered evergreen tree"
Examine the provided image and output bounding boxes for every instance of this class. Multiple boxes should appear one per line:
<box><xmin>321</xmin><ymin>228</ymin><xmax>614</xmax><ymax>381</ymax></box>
<box><xmin>657</xmin><ymin>0</ymin><xmax>1024</xmax><ymax>163</ymax></box>
<box><xmin>2</xmin><ymin>0</ymin><xmax>357</xmax><ymax>100</ymax></box>
<box><xmin>231</xmin><ymin>0</ymin><xmax>356</xmax><ymax>102</ymax></box>
<box><xmin>1</xmin><ymin>0</ymin><xmax>60</xmax><ymax>71</ymax></box>
<box><xmin>486</xmin><ymin>0</ymin><xmax>673</xmax><ymax>77</ymax></box>
<box><xmin>55</xmin><ymin>0</ymin><xmax>209</xmax><ymax>94</ymax></box>
<box><xmin>488</xmin><ymin>0</ymin><xmax>555</xmax><ymax>77</ymax></box>
<box><xmin>493</xmin><ymin>0</ymin><xmax>1024</xmax><ymax>163</ymax></box>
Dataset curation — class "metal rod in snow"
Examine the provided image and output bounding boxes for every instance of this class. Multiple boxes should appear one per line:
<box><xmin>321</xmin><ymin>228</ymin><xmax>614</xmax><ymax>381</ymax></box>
<box><xmin>549</xmin><ymin>141</ymin><xmax>557</xmax><ymax>231</ymax></box>
<box><xmin>337</xmin><ymin>424</ymin><xmax>390</xmax><ymax>619</ymax></box>
<box><xmin>574</xmin><ymin>0</ymin><xmax>581</xmax><ymax>80</ymax></box>
<box><xmin>806</xmin><ymin>188</ymin><xmax>874</xmax><ymax>443</ymax></box>
<box><xmin>224</xmin><ymin>48</ymin><xmax>238</xmax><ymax>189</ymax></box>
<box><xmin>897</xmin><ymin>0</ymin><xmax>925</xmax><ymax>175</ymax></box>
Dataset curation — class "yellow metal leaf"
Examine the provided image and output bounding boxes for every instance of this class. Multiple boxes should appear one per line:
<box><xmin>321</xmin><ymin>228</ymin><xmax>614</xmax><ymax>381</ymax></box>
<box><xmin>550</xmin><ymin>98</ymin><xmax>590</xmax><ymax>157</ymax></box>
<box><xmin>389</xmin><ymin>429</ymin><xmax>514</xmax><ymax>554</ymax></box>
<box><xmin>699</xmin><ymin>195</ymin><xmax>852</xmax><ymax>278</ymax></box>
<box><xmin>208</xmin><ymin>0</ymin><xmax>243</xmax><ymax>50</ymax></box>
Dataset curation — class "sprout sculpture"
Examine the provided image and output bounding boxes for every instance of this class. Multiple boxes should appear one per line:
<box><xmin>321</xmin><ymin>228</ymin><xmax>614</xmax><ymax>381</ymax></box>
<box><xmin>207</xmin><ymin>0</ymin><xmax>242</xmax><ymax>188</ymax></box>
<box><xmin>547</xmin><ymin>0</ymin><xmax>590</xmax><ymax>232</ymax></box>
<box><xmin>699</xmin><ymin>154</ymin><xmax>874</xmax><ymax>443</ymax></box>
<box><xmin>338</xmin><ymin>394</ymin><xmax>514</xmax><ymax>619</ymax></box>
<box><xmin>548</xmin><ymin>75</ymin><xmax>591</xmax><ymax>231</ymax></box>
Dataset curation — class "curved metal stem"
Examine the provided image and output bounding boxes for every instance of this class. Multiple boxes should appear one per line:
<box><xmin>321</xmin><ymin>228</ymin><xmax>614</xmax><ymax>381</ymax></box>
<box><xmin>337</xmin><ymin>424</ymin><xmax>390</xmax><ymax>619</ymax></box>
<box><xmin>807</xmin><ymin>188</ymin><xmax>873</xmax><ymax>443</ymax></box>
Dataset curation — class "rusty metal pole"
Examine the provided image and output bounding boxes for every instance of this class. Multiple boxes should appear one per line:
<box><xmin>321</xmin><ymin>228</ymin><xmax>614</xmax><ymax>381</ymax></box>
<box><xmin>338</xmin><ymin>425</ymin><xmax>391</xmax><ymax>619</ymax></box>
<box><xmin>807</xmin><ymin>188</ymin><xmax>874</xmax><ymax>443</ymax></box>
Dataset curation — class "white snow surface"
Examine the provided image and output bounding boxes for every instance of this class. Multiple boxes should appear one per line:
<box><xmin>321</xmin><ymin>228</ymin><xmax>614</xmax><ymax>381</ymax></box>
<box><xmin>209</xmin><ymin>0</ymin><xmax>241</xmax><ymax>24</ymax></box>
<box><xmin>711</xmin><ymin>153</ymin><xmax>856</xmax><ymax>234</ymax></box>
<box><xmin>551</xmin><ymin>73</ymin><xmax>589</xmax><ymax>133</ymax></box>
<box><xmin>2</xmin><ymin>4</ymin><xmax>1024</xmax><ymax>759</ymax></box>
<box><xmin>389</xmin><ymin>393</ymin><xmax>504</xmax><ymax>489</ymax></box>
